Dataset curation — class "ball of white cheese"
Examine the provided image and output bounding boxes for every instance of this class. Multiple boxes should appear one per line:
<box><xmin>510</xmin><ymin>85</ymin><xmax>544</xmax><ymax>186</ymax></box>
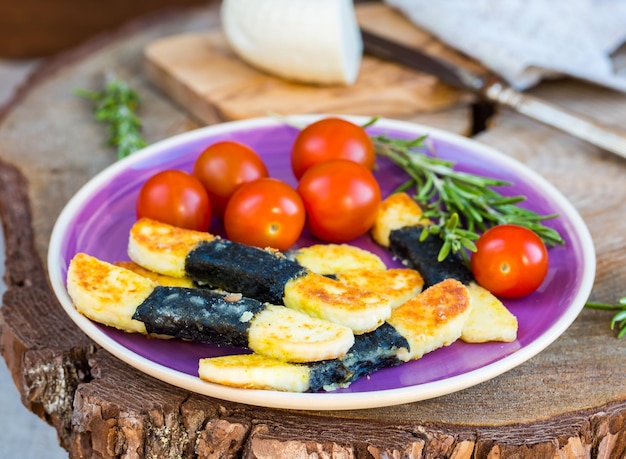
<box><xmin>221</xmin><ymin>0</ymin><xmax>363</xmax><ymax>86</ymax></box>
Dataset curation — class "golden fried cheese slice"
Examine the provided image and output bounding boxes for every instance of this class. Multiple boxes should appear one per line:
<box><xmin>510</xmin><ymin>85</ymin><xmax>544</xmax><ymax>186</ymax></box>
<box><xmin>128</xmin><ymin>218</ymin><xmax>216</xmax><ymax>278</ymax></box>
<box><xmin>248</xmin><ymin>304</ymin><xmax>354</xmax><ymax>362</ymax></box>
<box><xmin>284</xmin><ymin>272</ymin><xmax>391</xmax><ymax>335</ymax></box>
<box><xmin>290</xmin><ymin>243</ymin><xmax>386</xmax><ymax>274</ymax></box>
<box><xmin>335</xmin><ymin>268</ymin><xmax>424</xmax><ymax>309</ymax></box>
<box><xmin>199</xmin><ymin>354</ymin><xmax>311</xmax><ymax>392</ymax></box>
<box><xmin>114</xmin><ymin>261</ymin><xmax>195</xmax><ymax>288</ymax></box>
<box><xmin>388</xmin><ymin>278</ymin><xmax>472</xmax><ymax>362</ymax></box>
<box><xmin>462</xmin><ymin>283</ymin><xmax>518</xmax><ymax>343</ymax></box>
<box><xmin>371</xmin><ymin>192</ymin><xmax>431</xmax><ymax>247</ymax></box>
<box><xmin>68</xmin><ymin>253</ymin><xmax>152</xmax><ymax>334</ymax></box>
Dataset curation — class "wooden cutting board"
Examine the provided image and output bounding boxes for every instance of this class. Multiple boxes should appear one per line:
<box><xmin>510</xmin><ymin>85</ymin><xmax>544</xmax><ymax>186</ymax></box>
<box><xmin>143</xmin><ymin>3</ymin><xmax>479</xmax><ymax>123</ymax></box>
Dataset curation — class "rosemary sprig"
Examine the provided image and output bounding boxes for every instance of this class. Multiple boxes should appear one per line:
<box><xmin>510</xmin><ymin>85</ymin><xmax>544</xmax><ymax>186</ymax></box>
<box><xmin>75</xmin><ymin>75</ymin><xmax>147</xmax><ymax>160</ymax></box>
<box><xmin>585</xmin><ymin>297</ymin><xmax>626</xmax><ymax>338</ymax></box>
<box><xmin>372</xmin><ymin>133</ymin><xmax>564</xmax><ymax>262</ymax></box>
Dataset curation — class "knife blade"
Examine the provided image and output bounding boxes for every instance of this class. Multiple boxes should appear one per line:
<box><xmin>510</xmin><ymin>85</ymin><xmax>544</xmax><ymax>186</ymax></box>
<box><xmin>361</xmin><ymin>28</ymin><xmax>626</xmax><ymax>160</ymax></box>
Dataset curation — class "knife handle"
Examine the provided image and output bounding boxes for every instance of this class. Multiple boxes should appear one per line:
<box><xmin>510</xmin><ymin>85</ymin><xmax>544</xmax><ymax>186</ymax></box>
<box><xmin>484</xmin><ymin>82</ymin><xmax>626</xmax><ymax>160</ymax></box>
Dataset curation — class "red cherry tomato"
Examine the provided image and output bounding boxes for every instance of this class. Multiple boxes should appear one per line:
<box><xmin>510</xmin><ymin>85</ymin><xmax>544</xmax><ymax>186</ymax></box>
<box><xmin>297</xmin><ymin>159</ymin><xmax>381</xmax><ymax>243</ymax></box>
<box><xmin>470</xmin><ymin>224</ymin><xmax>549</xmax><ymax>298</ymax></box>
<box><xmin>136</xmin><ymin>170</ymin><xmax>211</xmax><ymax>231</ymax></box>
<box><xmin>290</xmin><ymin>117</ymin><xmax>376</xmax><ymax>180</ymax></box>
<box><xmin>224</xmin><ymin>178</ymin><xmax>305</xmax><ymax>251</ymax></box>
<box><xmin>193</xmin><ymin>140</ymin><xmax>268</xmax><ymax>218</ymax></box>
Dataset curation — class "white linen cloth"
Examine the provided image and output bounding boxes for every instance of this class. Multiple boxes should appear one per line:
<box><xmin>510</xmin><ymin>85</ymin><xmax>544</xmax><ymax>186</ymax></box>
<box><xmin>384</xmin><ymin>0</ymin><xmax>626</xmax><ymax>92</ymax></box>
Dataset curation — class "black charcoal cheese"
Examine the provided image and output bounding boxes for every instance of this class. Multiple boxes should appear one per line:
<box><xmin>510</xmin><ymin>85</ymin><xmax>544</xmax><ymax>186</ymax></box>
<box><xmin>340</xmin><ymin>322</ymin><xmax>408</xmax><ymax>384</ymax></box>
<box><xmin>307</xmin><ymin>323</ymin><xmax>409</xmax><ymax>391</ymax></box>
<box><xmin>185</xmin><ymin>239</ymin><xmax>307</xmax><ymax>305</ymax></box>
<box><xmin>307</xmin><ymin>360</ymin><xmax>349</xmax><ymax>392</ymax></box>
<box><xmin>389</xmin><ymin>226</ymin><xmax>474</xmax><ymax>288</ymax></box>
<box><xmin>133</xmin><ymin>286</ymin><xmax>266</xmax><ymax>348</ymax></box>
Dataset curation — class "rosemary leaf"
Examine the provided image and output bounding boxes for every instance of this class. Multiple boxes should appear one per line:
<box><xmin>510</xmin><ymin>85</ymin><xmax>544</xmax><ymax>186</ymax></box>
<box><xmin>586</xmin><ymin>297</ymin><xmax>626</xmax><ymax>338</ymax></box>
<box><xmin>76</xmin><ymin>74</ymin><xmax>147</xmax><ymax>160</ymax></box>
<box><xmin>372</xmin><ymin>132</ymin><xmax>565</xmax><ymax>261</ymax></box>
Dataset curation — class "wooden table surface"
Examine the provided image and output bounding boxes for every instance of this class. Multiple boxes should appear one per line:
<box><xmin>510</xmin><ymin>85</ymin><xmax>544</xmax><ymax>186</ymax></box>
<box><xmin>2</xmin><ymin>2</ymin><xmax>626</xmax><ymax>458</ymax></box>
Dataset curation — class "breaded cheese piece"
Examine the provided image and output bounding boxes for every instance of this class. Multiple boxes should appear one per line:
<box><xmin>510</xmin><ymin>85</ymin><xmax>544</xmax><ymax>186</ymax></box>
<box><xmin>371</xmin><ymin>192</ymin><xmax>431</xmax><ymax>247</ymax></box>
<box><xmin>290</xmin><ymin>243</ymin><xmax>386</xmax><ymax>275</ymax></box>
<box><xmin>199</xmin><ymin>354</ymin><xmax>311</xmax><ymax>392</ymax></box>
<box><xmin>114</xmin><ymin>261</ymin><xmax>195</xmax><ymax>288</ymax></box>
<box><xmin>388</xmin><ymin>278</ymin><xmax>471</xmax><ymax>362</ymax></box>
<box><xmin>284</xmin><ymin>272</ymin><xmax>391</xmax><ymax>334</ymax></box>
<box><xmin>335</xmin><ymin>268</ymin><xmax>424</xmax><ymax>309</ymax></box>
<box><xmin>248</xmin><ymin>304</ymin><xmax>354</xmax><ymax>362</ymax></box>
<box><xmin>462</xmin><ymin>283</ymin><xmax>518</xmax><ymax>343</ymax></box>
<box><xmin>67</xmin><ymin>253</ymin><xmax>152</xmax><ymax>334</ymax></box>
<box><xmin>128</xmin><ymin>218</ymin><xmax>216</xmax><ymax>278</ymax></box>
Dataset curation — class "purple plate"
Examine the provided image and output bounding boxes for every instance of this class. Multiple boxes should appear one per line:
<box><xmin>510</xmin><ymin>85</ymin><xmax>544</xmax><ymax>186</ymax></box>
<box><xmin>48</xmin><ymin>115</ymin><xmax>595</xmax><ymax>410</ymax></box>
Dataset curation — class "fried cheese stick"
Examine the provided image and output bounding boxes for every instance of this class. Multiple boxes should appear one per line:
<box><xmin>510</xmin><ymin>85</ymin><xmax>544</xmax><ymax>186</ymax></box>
<box><xmin>199</xmin><ymin>278</ymin><xmax>471</xmax><ymax>392</ymax></box>
<box><xmin>371</xmin><ymin>193</ymin><xmax>518</xmax><ymax>343</ymax></box>
<box><xmin>68</xmin><ymin>251</ymin><xmax>471</xmax><ymax>392</ymax></box>
<box><xmin>67</xmin><ymin>253</ymin><xmax>355</xmax><ymax>363</ymax></box>
<box><xmin>128</xmin><ymin>218</ymin><xmax>393</xmax><ymax>334</ymax></box>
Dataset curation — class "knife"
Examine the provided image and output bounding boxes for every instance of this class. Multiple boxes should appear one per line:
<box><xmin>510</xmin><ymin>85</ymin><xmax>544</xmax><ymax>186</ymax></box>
<box><xmin>361</xmin><ymin>29</ymin><xmax>626</xmax><ymax>160</ymax></box>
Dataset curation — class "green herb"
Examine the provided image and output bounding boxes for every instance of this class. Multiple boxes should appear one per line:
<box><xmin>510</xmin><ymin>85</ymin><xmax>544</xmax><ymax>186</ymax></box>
<box><xmin>585</xmin><ymin>297</ymin><xmax>626</xmax><ymax>338</ymax></box>
<box><xmin>75</xmin><ymin>75</ymin><xmax>147</xmax><ymax>160</ymax></box>
<box><xmin>372</xmin><ymin>132</ymin><xmax>564</xmax><ymax>262</ymax></box>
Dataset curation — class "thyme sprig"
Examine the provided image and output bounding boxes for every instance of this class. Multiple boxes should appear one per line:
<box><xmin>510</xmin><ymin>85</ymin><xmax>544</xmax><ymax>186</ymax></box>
<box><xmin>75</xmin><ymin>74</ymin><xmax>147</xmax><ymax>160</ymax></box>
<box><xmin>372</xmin><ymin>133</ymin><xmax>564</xmax><ymax>262</ymax></box>
<box><xmin>585</xmin><ymin>297</ymin><xmax>626</xmax><ymax>338</ymax></box>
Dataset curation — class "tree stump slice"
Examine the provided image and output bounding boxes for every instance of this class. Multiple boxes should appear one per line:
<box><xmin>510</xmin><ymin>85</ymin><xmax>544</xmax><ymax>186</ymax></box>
<box><xmin>2</xmin><ymin>3</ymin><xmax>626</xmax><ymax>458</ymax></box>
